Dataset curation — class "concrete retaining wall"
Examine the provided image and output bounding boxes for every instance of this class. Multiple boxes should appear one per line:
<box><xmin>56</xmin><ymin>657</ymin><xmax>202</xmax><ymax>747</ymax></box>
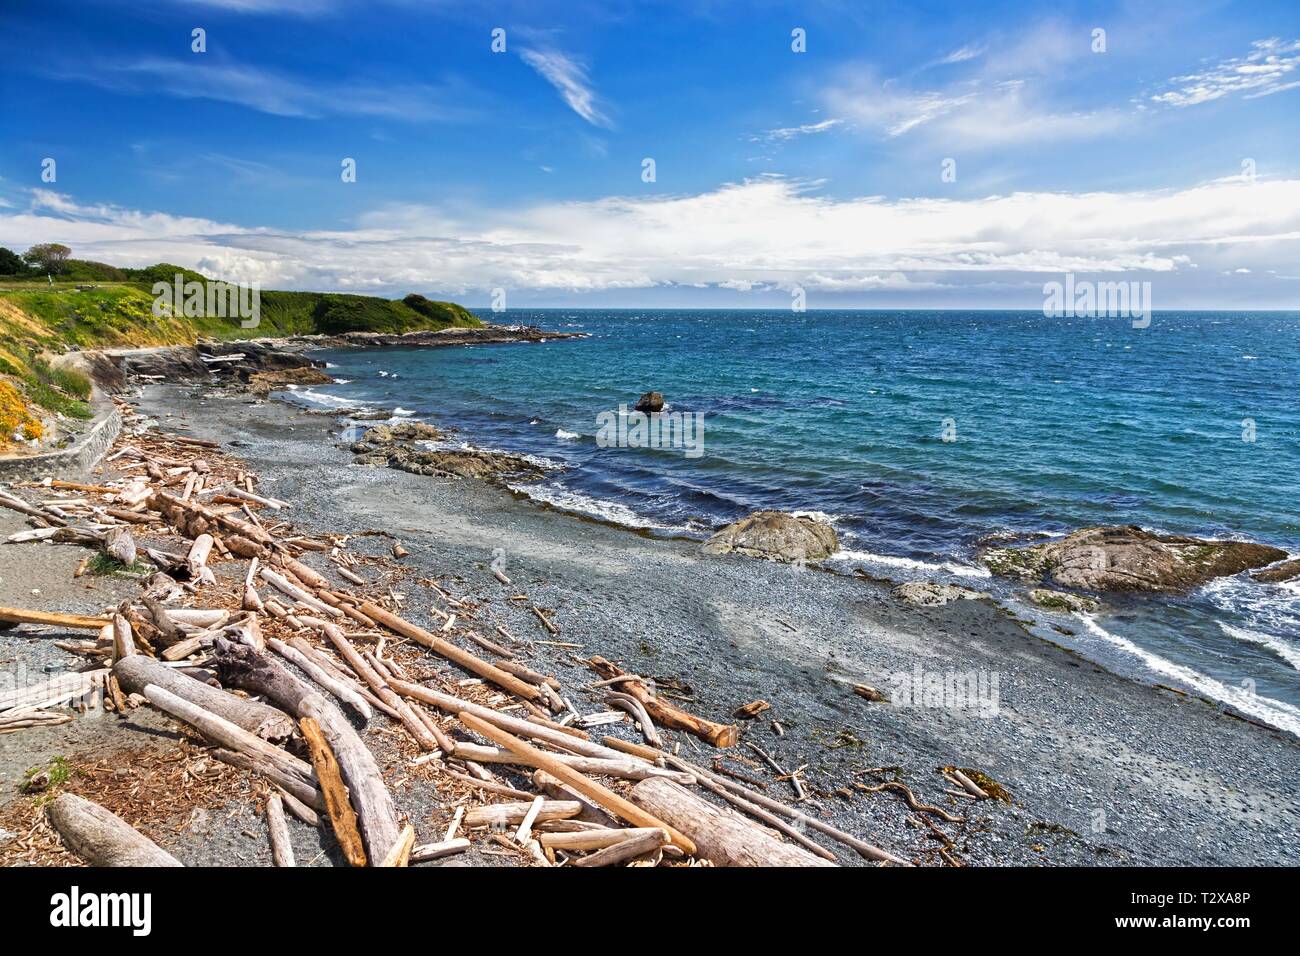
<box><xmin>0</xmin><ymin>402</ymin><xmax>122</xmax><ymax>482</ymax></box>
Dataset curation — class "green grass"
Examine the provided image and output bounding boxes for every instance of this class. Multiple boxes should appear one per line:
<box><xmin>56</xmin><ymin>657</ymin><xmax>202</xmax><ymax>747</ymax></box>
<box><xmin>0</xmin><ymin>262</ymin><xmax>479</xmax><ymax>435</ymax></box>
<box><xmin>86</xmin><ymin>552</ymin><xmax>154</xmax><ymax>576</ymax></box>
<box><xmin>22</xmin><ymin>756</ymin><xmax>77</xmax><ymax>802</ymax></box>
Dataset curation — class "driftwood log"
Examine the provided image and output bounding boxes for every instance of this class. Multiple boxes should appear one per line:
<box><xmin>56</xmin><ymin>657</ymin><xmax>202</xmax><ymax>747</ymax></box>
<box><xmin>463</xmin><ymin>800</ymin><xmax>583</xmax><ymax>829</ymax></box>
<box><xmin>213</xmin><ymin>641</ymin><xmax>400</xmax><ymax>863</ymax></box>
<box><xmin>265</xmin><ymin>793</ymin><xmax>296</xmax><ymax>867</ymax></box>
<box><xmin>356</xmin><ymin>600</ymin><xmax>544</xmax><ymax>701</ymax></box>
<box><xmin>47</xmin><ymin>793</ymin><xmax>183</xmax><ymax>867</ymax></box>
<box><xmin>459</xmin><ymin>712</ymin><xmax>696</xmax><ymax>854</ymax></box>
<box><xmin>630</xmin><ymin>778</ymin><xmax>836</xmax><ymax>867</ymax></box>
<box><xmin>570</xmin><ymin>828</ymin><xmax>669</xmax><ymax>867</ymax></box>
<box><xmin>587</xmin><ymin>656</ymin><xmax>738</xmax><ymax>748</ymax></box>
<box><xmin>0</xmin><ymin>606</ymin><xmax>109</xmax><ymax>630</ymax></box>
<box><xmin>301</xmin><ymin>716</ymin><xmax>367</xmax><ymax>867</ymax></box>
<box><xmin>142</xmin><ymin>683</ymin><xmax>313</xmax><ymax>783</ymax></box>
<box><xmin>114</xmin><ymin>654</ymin><xmax>293</xmax><ymax>741</ymax></box>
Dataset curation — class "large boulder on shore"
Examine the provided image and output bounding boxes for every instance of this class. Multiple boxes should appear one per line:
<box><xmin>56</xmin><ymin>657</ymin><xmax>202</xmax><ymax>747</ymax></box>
<box><xmin>702</xmin><ymin>510</ymin><xmax>838</xmax><ymax>563</ymax></box>
<box><xmin>981</xmin><ymin>525</ymin><xmax>1287</xmax><ymax>593</ymax></box>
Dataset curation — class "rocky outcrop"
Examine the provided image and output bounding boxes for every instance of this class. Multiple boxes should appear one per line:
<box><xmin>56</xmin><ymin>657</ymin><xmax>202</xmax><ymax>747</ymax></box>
<box><xmin>702</xmin><ymin>510</ymin><xmax>838</xmax><ymax>563</ymax></box>
<box><xmin>892</xmin><ymin>582</ymin><xmax>989</xmax><ymax>606</ymax></box>
<box><xmin>634</xmin><ymin>391</ymin><xmax>665</xmax><ymax>413</ymax></box>
<box><xmin>248</xmin><ymin>366</ymin><xmax>333</xmax><ymax>396</ymax></box>
<box><xmin>103</xmin><ymin>340</ymin><xmax>325</xmax><ymax>390</ymax></box>
<box><xmin>982</xmin><ymin>525</ymin><xmax>1287</xmax><ymax>592</ymax></box>
<box><xmin>302</xmin><ymin>325</ymin><xmax>586</xmax><ymax>349</ymax></box>
<box><xmin>1027</xmin><ymin>589</ymin><xmax>1099</xmax><ymax>613</ymax></box>
<box><xmin>1252</xmin><ymin>557</ymin><xmax>1300</xmax><ymax>584</ymax></box>
<box><xmin>349</xmin><ymin>421</ymin><xmax>547</xmax><ymax>483</ymax></box>
<box><xmin>359</xmin><ymin>422</ymin><xmax>445</xmax><ymax>444</ymax></box>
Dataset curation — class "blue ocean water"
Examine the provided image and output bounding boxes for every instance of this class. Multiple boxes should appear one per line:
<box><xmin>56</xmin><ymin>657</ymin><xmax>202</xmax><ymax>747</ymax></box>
<box><xmin>292</xmin><ymin>310</ymin><xmax>1300</xmax><ymax>732</ymax></box>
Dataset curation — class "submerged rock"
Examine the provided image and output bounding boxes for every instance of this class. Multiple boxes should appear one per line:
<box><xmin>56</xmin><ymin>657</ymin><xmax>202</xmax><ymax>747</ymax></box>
<box><xmin>982</xmin><ymin>525</ymin><xmax>1286</xmax><ymax>592</ymax></box>
<box><xmin>1027</xmin><ymin>588</ymin><xmax>1099</xmax><ymax>613</ymax></box>
<box><xmin>634</xmin><ymin>391</ymin><xmax>665</xmax><ymax>413</ymax></box>
<box><xmin>892</xmin><ymin>582</ymin><xmax>989</xmax><ymax>606</ymax></box>
<box><xmin>702</xmin><ymin>510</ymin><xmax>838</xmax><ymax>563</ymax></box>
<box><xmin>1252</xmin><ymin>557</ymin><xmax>1300</xmax><ymax>584</ymax></box>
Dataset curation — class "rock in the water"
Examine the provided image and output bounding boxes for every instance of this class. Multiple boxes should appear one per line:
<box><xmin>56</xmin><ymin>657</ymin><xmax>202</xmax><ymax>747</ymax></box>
<box><xmin>1252</xmin><ymin>557</ymin><xmax>1300</xmax><ymax>584</ymax></box>
<box><xmin>1027</xmin><ymin>588</ymin><xmax>1099</xmax><ymax>613</ymax></box>
<box><xmin>982</xmin><ymin>525</ymin><xmax>1287</xmax><ymax>592</ymax></box>
<box><xmin>702</xmin><ymin>510</ymin><xmax>838</xmax><ymax>563</ymax></box>
<box><xmin>892</xmin><ymin>582</ymin><xmax>989</xmax><ymax>606</ymax></box>
<box><xmin>634</xmin><ymin>391</ymin><xmax>665</xmax><ymax>413</ymax></box>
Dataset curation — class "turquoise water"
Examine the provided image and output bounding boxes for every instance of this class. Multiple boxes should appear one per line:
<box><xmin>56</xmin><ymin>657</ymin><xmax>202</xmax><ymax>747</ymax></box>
<box><xmin>294</xmin><ymin>310</ymin><xmax>1300</xmax><ymax>731</ymax></box>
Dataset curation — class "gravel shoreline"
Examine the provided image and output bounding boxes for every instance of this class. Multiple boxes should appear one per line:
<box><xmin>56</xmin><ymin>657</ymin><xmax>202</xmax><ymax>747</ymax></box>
<box><xmin>124</xmin><ymin>384</ymin><xmax>1300</xmax><ymax>866</ymax></box>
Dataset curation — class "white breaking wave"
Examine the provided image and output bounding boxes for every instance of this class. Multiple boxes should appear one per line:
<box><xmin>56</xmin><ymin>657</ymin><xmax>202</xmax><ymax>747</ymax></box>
<box><xmin>293</xmin><ymin>388</ymin><xmax>369</xmax><ymax>408</ymax></box>
<box><xmin>1219</xmin><ymin>622</ymin><xmax>1300</xmax><ymax>672</ymax></box>
<box><xmin>828</xmin><ymin>548</ymin><xmax>993</xmax><ymax>579</ymax></box>
<box><xmin>791</xmin><ymin>510</ymin><xmax>841</xmax><ymax>524</ymax></box>
<box><xmin>555</xmin><ymin>429</ymin><xmax>580</xmax><ymax>441</ymax></box>
<box><xmin>1076</xmin><ymin>615</ymin><xmax>1300</xmax><ymax>738</ymax></box>
<box><xmin>514</xmin><ymin>483</ymin><xmax>689</xmax><ymax>533</ymax></box>
<box><xmin>392</xmin><ymin>408</ymin><xmax>415</xmax><ymax>417</ymax></box>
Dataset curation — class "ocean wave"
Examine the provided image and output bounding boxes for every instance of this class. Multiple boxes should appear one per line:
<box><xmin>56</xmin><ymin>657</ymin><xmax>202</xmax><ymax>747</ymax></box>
<box><xmin>513</xmin><ymin>483</ymin><xmax>689</xmax><ymax>533</ymax></box>
<box><xmin>290</xmin><ymin>388</ymin><xmax>370</xmax><ymax>408</ymax></box>
<box><xmin>1218</xmin><ymin>622</ymin><xmax>1300</xmax><ymax>671</ymax></box>
<box><xmin>826</xmin><ymin>548</ymin><xmax>992</xmax><ymax>579</ymax></box>
<box><xmin>555</xmin><ymin>429</ymin><xmax>581</xmax><ymax>441</ymax></box>
<box><xmin>1077</xmin><ymin>615</ymin><xmax>1300</xmax><ymax>737</ymax></box>
<box><xmin>790</xmin><ymin>509</ymin><xmax>841</xmax><ymax>524</ymax></box>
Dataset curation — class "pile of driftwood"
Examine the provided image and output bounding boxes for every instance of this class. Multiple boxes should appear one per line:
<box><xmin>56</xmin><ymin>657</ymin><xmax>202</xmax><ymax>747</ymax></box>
<box><xmin>0</xmin><ymin>400</ymin><xmax>923</xmax><ymax>868</ymax></box>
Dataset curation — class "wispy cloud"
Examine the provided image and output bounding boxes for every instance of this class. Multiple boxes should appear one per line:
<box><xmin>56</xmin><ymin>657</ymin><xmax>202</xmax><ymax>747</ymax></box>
<box><xmin>6</xmin><ymin>177</ymin><xmax>1298</xmax><ymax>305</ymax></box>
<box><xmin>519</xmin><ymin>48</ymin><xmax>611</xmax><ymax>127</ymax></box>
<box><xmin>751</xmin><ymin>118</ymin><xmax>844</xmax><ymax>143</ymax></box>
<box><xmin>46</xmin><ymin>56</ymin><xmax>474</xmax><ymax>121</ymax></box>
<box><xmin>937</xmin><ymin>44</ymin><xmax>985</xmax><ymax>66</ymax></box>
<box><xmin>1151</xmin><ymin>38</ymin><xmax>1300</xmax><ymax>107</ymax></box>
<box><xmin>168</xmin><ymin>0</ymin><xmax>339</xmax><ymax>13</ymax></box>
<box><xmin>823</xmin><ymin>72</ymin><xmax>979</xmax><ymax>138</ymax></box>
<box><xmin>820</xmin><ymin>21</ymin><xmax>1129</xmax><ymax>146</ymax></box>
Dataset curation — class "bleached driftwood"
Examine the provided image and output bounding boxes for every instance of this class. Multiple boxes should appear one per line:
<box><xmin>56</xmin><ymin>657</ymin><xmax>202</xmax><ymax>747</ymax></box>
<box><xmin>47</xmin><ymin>793</ymin><xmax>183</xmax><ymax>867</ymax></box>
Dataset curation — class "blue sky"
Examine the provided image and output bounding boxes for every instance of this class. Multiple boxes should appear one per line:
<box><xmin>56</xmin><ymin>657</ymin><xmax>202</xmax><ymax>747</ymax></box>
<box><xmin>2</xmin><ymin>0</ymin><xmax>1300</xmax><ymax>308</ymax></box>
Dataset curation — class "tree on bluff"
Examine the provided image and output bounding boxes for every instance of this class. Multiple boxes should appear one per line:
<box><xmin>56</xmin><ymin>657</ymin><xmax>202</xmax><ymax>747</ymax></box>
<box><xmin>22</xmin><ymin>243</ymin><xmax>72</xmax><ymax>275</ymax></box>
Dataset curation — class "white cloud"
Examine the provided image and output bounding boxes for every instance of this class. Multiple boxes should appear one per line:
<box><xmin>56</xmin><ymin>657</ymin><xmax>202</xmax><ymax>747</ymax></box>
<box><xmin>825</xmin><ymin>72</ymin><xmax>977</xmax><ymax>137</ymax></box>
<box><xmin>751</xmin><ymin>118</ymin><xmax>844</xmax><ymax>142</ymax></box>
<box><xmin>1151</xmin><ymin>38</ymin><xmax>1300</xmax><ymax>107</ymax></box>
<box><xmin>170</xmin><ymin>0</ymin><xmax>338</xmax><ymax>12</ymax></box>
<box><xmin>938</xmin><ymin>44</ymin><xmax>985</xmax><ymax>66</ymax></box>
<box><xmin>3</xmin><ymin>177</ymin><xmax>1298</xmax><ymax>303</ymax></box>
<box><xmin>47</xmin><ymin>57</ymin><xmax>473</xmax><ymax>121</ymax></box>
<box><xmin>519</xmin><ymin>48</ymin><xmax>611</xmax><ymax>128</ymax></box>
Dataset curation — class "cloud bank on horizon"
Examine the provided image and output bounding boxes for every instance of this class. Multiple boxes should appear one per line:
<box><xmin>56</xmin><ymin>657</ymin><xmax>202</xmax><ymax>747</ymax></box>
<box><xmin>1</xmin><ymin>0</ymin><xmax>1298</xmax><ymax>308</ymax></box>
